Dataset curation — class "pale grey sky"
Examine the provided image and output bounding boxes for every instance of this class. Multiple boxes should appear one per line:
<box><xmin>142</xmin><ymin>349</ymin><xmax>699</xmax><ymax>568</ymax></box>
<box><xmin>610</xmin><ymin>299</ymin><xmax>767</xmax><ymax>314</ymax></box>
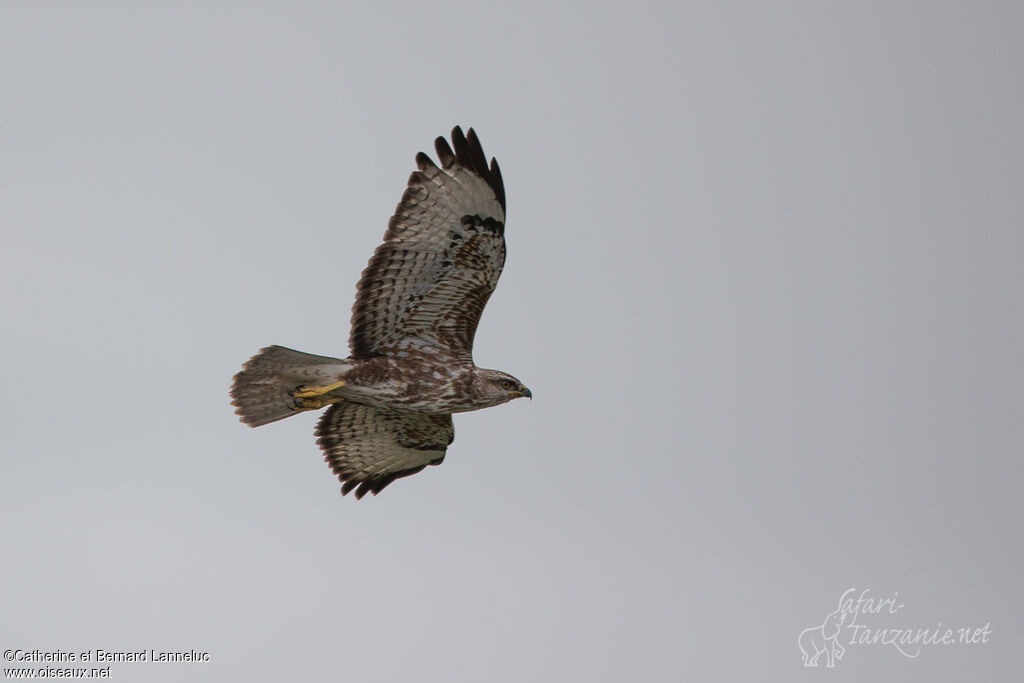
<box><xmin>2</xmin><ymin>3</ymin><xmax>1021</xmax><ymax>681</ymax></box>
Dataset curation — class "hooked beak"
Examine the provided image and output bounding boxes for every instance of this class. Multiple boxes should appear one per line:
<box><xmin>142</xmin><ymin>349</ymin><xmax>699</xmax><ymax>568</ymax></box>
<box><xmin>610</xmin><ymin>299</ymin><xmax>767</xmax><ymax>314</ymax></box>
<box><xmin>511</xmin><ymin>386</ymin><xmax>532</xmax><ymax>400</ymax></box>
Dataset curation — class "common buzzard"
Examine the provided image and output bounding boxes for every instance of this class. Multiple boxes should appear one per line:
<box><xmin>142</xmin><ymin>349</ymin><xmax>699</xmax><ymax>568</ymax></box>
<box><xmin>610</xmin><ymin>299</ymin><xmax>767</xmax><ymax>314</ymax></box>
<box><xmin>231</xmin><ymin>127</ymin><xmax>530</xmax><ymax>498</ymax></box>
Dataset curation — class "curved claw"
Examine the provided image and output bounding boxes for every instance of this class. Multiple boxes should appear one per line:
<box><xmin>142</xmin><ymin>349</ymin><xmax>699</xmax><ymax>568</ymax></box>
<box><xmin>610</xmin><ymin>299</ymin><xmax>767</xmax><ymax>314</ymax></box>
<box><xmin>294</xmin><ymin>380</ymin><xmax>346</xmax><ymax>399</ymax></box>
<box><xmin>293</xmin><ymin>395</ymin><xmax>345</xmax><ymax>411</ymax></box>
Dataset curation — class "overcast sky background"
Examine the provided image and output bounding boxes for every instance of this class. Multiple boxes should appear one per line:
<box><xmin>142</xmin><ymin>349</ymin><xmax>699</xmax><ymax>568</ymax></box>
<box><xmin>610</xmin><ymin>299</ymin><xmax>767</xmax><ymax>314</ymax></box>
<box><xmin>2</xmin><ymin>3</ymin><xmax>1021</xmax><ymax>681</ymax></box>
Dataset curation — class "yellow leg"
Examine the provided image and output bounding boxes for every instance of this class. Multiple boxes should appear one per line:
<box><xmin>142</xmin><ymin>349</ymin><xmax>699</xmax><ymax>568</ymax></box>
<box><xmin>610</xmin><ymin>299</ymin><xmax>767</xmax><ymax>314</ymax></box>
<box><xmin>293</xmin><ymin>395</ymin><xmax>345</xmax><ymax>411</ymax></box>
<box><xmin>293</xmin><ymin>380</ymin><xmax>346</xmax><ymax>399</ymax></box>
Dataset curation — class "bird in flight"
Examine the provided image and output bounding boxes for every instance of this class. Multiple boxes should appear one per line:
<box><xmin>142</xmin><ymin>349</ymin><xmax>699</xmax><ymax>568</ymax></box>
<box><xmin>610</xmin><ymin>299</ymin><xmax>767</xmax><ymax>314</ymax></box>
<box><xmin>231</xmin><ymin>127</ymin><xmax>530</xmax><ymax>498</ymax></box>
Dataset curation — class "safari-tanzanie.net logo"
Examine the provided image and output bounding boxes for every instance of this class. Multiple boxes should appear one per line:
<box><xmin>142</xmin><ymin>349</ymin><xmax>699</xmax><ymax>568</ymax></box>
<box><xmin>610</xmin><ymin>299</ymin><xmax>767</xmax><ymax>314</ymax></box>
<box><xmin>798</xmin><ymin>588</ymin><xmax>992</xmax><ymax>668</ymax></box>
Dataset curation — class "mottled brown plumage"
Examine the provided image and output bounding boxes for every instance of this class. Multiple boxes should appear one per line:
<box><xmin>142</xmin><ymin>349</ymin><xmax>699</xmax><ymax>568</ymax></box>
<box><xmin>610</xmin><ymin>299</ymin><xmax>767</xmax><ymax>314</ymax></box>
<box><xmin>231</xmin><ymin>127</ymin><xmax>530</xmax><ymax>499</ymax></box>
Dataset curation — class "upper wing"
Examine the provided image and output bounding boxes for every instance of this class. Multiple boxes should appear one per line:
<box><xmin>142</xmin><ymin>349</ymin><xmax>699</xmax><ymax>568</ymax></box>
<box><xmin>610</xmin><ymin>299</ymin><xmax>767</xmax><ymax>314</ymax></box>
<box><xmin>316</xmin><ymin>403</ymin><xmax>454</xmax><ymax>499</ymax></box>
<box><xmin>349</xmin><ymin>126</ymin><xmax>507</xmax><ymax>360</ymax></box>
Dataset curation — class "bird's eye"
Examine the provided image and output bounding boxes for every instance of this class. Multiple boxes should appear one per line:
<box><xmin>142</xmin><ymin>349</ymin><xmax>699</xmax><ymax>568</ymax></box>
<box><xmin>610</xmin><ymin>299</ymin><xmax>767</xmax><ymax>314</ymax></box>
<box><xmin>500</xmin><ymin>379</ymin><xmax>515</xmax><ymax>390</ymax></box>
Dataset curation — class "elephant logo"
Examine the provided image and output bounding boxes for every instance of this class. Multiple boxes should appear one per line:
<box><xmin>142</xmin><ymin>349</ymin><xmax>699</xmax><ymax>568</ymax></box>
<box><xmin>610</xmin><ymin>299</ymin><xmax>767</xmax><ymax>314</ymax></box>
<box><xmin>798</xmin><ymin>606</ymin><xmax>847</xmax><ymax>667</ymax></box>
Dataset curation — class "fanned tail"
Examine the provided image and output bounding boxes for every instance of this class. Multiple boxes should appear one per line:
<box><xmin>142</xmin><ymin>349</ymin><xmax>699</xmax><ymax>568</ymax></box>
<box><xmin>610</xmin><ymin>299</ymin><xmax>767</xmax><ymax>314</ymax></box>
<box><xmin>230</xmin><ymin>345</ymin><xmax>349</xmax><ymax>427</ymax></box>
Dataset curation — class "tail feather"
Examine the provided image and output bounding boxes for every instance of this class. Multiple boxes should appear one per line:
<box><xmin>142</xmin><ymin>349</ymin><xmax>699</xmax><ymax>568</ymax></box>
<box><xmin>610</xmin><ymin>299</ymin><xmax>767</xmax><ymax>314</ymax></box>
<box><xmin>231</xmin><ymin>345</ymin><xmax>349</xmax><ymax>427</ymax></box>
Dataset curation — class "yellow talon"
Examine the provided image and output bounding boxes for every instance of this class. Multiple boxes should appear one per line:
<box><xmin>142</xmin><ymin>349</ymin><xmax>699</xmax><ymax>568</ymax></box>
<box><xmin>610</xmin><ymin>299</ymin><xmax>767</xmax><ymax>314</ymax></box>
<box><xmin>293</xmin><ymin>395</ymin><xmax>345</xmax><ymax>411</ymax></box>
<box><xmin>294</xmin><ymin>380</ymin><xmax>346</xmax><ymax>399</ymax></box>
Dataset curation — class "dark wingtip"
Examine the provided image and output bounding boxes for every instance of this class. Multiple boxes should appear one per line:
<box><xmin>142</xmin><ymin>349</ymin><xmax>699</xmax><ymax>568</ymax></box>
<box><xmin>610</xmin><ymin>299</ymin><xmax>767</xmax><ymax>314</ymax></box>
<box><xmin>412</xmin><ymin>127</ymin><xmax>506</xmax><ymax>215</ymax></box>
<box><xmin>465</xmin><ymin>129</ymin><xmax>489</xmax><ymax>175</ymax></box>
<box><xmin>450</xmin><ymin>126</ymin><xmax>471</xmax><ymax>168</ymax></box>
<box><xmin>447</xmin><ymin>126</ymin><xmax>506</xmax><ymax>213</ymax></box>
<box><xmin>415</xmin><ymin>151</ymin><xmax>437</xmax><ymax>170</ymax></box>
<box><xmin>489</xmin><ymin>158</ymin><xmax>506</xmax><ymax>214</ymax></box>
<box><xmin>434</xmin><ymin>135</ymin><xmax>456</xmax><ymax>167</ymax></box>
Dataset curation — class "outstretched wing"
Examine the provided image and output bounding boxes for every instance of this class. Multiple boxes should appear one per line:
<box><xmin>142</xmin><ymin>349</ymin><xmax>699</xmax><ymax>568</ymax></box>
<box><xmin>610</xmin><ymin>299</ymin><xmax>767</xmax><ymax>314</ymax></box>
<box><xmin>349</xmin><ymin>126</ymin><xmax>507</xmax><ymax>360</ymax></box>
<box><xmin>315</xmin><ymin>403</ymin><xmax>455</xmax><ymax>499</ymax></box>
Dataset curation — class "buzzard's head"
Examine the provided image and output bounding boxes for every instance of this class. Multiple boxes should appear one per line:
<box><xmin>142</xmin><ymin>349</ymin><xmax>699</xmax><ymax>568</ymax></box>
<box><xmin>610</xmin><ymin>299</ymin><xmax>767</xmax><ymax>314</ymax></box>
<box><xmin>476</xmin><ymin>369</ymin><xmax>531</xmax><ymax>407</ymax></box>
